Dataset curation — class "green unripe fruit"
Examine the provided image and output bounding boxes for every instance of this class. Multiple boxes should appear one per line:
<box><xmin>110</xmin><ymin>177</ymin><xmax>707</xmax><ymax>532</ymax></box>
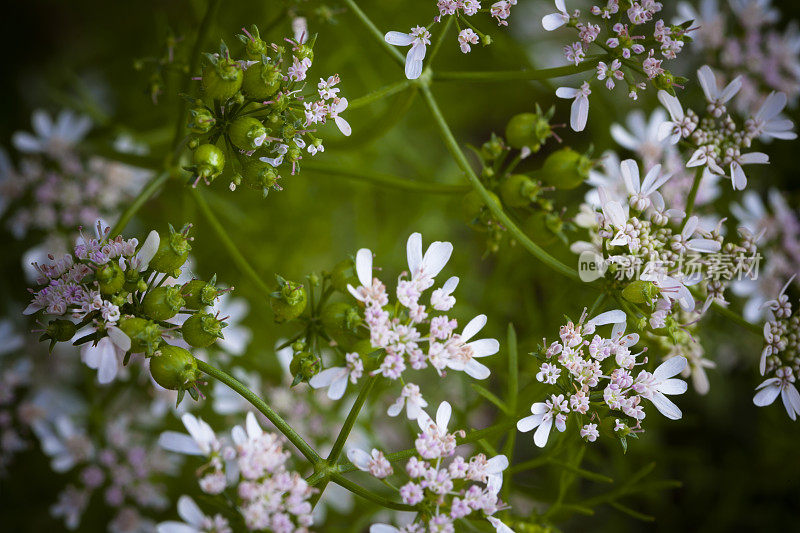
<box><xmin>523</xmin><ymin>212</ymin><xmax>558</xmax><ymax>246</ymax></box>
<box><xmin>143</xmin><ymin>286</ymin><xmax>185</xmax><ymax>321</ymax></box>
<box><xmin>242</xmin><ymin>159</ymin><xmax>279</xmax><ymax>190</ymax></box>
<box><xmin>500</xmin><ymin>174</ymin><xmax>541</xmax><ymax>208</ymax></box>
<box><xmin>181</xmin><ymin>312</ymin><xmax>225</xmax><ymax>348</ymax></box>
<box><xmin>505</xmin><ymin>112</ymin><xmax>552</xmax><ymax>151</ymax></box>
<box><xmin>229</xmin><ymin>117</ymin><xmax>267</xmax><ymax>151</ymax></box>
<box><xmin>96</xmin><ymin>262</ymin><xmax>125</xmax><ymax>296</ymax></box>
<box><xmin>123</xmin><ymin>267</ymin><xmax>141</xmax><ymax>292</ymax></box>
<box><xmin>330</xmin><ymin>259</ymin><xmax>358</xmax><ymax>293</ymax></box>
<box><xmin>150</xmin><ymin>345</ymin><xmax>199</xmax><ymax>390</ymax></box>
<box><xmin>462</xmin><ymin>190</ymin><xmax>502</xmax><ymax>229</ymax></box>
<box><xmin>47</xmin><ymin>319</ymin><xmax>77</xmax><ymax>342</ymax></box>
<box><xmin>290</xmin><ymin>351</ymin><xmax>321</xmax><ymax>384</ymax></box>
<box><xmin>187</xmin><ymin>108</ymin><xmax>216</xmax><ymax>134</ymax></box>
<box><xmin>182</xmin><ymin>279</ymin><xmax>219</xmax><ymax>310</ymax></box>
<box><xmin>622</xmin><ymin>280</ymin><xmax>659</xmax><ymax>305</ymax></box>
<box><xmin>537</xmin><ymin>148</ymin><xmax>591</xmax><ymax>190</ymax></box>
<box><xmin>270</xmin><ymin>277</ymin><xmax>307</xmax><ymax>323</ymax></box>
<box><xmin>118</xmin><ymin>316</ymin><xmax>162</xmax><ymax>355</ymax></box>
<box><xmin>480</xmin><ymin>134</ymin><xmax>505</xmax><ymax>161</ymax></box>
<box><xmin>149</xmin><ymin>225</ymin><xmax>191</xmax><ymax>274</ymax></box>
<box><xmin>201</xmin><ymin>58</ymin><xmax>243</xmax><ymax>101</ymax></box>
<box><xmin>192</xmin><ymin>144</ymin><xmax>225</xmax><ymax>183</ymax></box>
<box><xmin>242</xmin><ymin>62</ymin><xmax>282</xmax><ymax>100</ymax></box>
<box><xmin>321</xmin><ymin>301</ymin><xmax>363</xmax><ymax>347</ymax></box>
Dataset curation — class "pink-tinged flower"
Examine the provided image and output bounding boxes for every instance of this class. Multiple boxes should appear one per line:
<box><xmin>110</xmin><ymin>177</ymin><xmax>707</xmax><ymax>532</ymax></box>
<box><xmin>556</xmin><ymin>82</ymin><xmax>591</xmax><ymax>132</ymax></box>
<box><xmin>157</xmin><ymin>495</ymin><xmax>231</xmax><ymax>533</ymax></box>
<box><xmin>686</xmin><ymin>144</ymin><xmax>725</xmax><ymax>175</ymax></box>
<box><xmin>697</xmin><ymin>65</ymin><xmax>741</xmax><ymax>117</ymax></box>
<box><xmin>619</xmin><ymin>158</ymin><xmax>673</xmax><ymax>211</ymax></box>
<box><xmin>753</xmin><ymin>367</ymin><xmax>800</xmax><ymax>421</ymax></box>
<box><xmin>80</xmin><ymin>328</ymin><xmax>131</xmax><ymax>384</ymax></box>
<box><xmin>670</xmin><ymin>215</ymin><xmax>722</xmax><ymax>254</ymax></box>
<box><xmin>158</xmin><ymin>413</ymin><xmax>221</xmax><ymax>456</ymax></box>
<box><xmin>633</xmin><ymin>356</ymin><xmax>689</xmax><ymax>420</ymax></box>
<box><xmin>406</xmin><ymin>232</ymin><xmax>453</xmax><ymax>291</ymax></box>
<box><xmin>387</xmin><ymin>382</ymin><xmax>428</xmax><ymax>419</ymax></box>
<box><xmin>384</xmin><ymin>26</ymin><xmax>431</xmax><ymax>80</ymax></box>
<box><xmin>329</xmin><ymin>97</ymin><xmax>351</xmax><ymax>137</ymax></box>
<box><xmin>580</xmin><ymin>423</ymin><xmax>599</xmax><ymax>442</ymax></box>
<box><xmin>347</xmin><ymin>248</ymin><xmax>388</xmax><ymax>306</ymax></box>
<box><xmin>430</xmin><ymin>276</ymin><xmax>459</xmax><ymax>311</ymax></box>
<box><xmin>746</xmin><ymin>91</ymin><xmax>796</xmax><ymax>140</ymax></box>
<box><xmin>641</xmin><ymin>263</ymin><xmax>697</xmax><ymax>312</ymax></box>
<box><xmin>729</xmin><ymin>151</ymin><xmax>768</xmax><ymax>191</ymax></box>
<box><xmin>443</xmin><ymin>314</ymin><xmax>499</xmax><ymax>379</ymax></box>
<box><xmin>458</xmin><ymin>29</ymin><xmax>479</xmax><ymax>53</ymax></box>
<box><xmin>517</xmin><ymin>393</ymin><xmax>569</xmax><ymax>447</ymax></box>
<box><xmin>542</xmin><ymin>0</ymin><xmax>570</xmax><ymax>31</ymax></box>
<box><xmin>657</xmin><ymin>90</ymin><xmax>696</xmax><ymax>144</ymax></box>
<box><xmin>309</xmin><ymin>352</ymin><xmax>363</xmax><ymax>400</ymax></box>
<box><xmin>347</xmin><ymin>447</ymin><xmax>394</xmax><ymax>478</ymax></box>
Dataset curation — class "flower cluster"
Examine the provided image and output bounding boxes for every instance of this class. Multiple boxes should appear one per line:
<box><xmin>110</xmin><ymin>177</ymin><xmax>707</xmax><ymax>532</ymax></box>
<box><xmin>357</xmin><ymin>401</ymin><xmax>512</xmax><ymax>532</ymax></box>
<box><xmin>159</xmin><ymin>412</ymin><xmax>315</xmax><ymax>532</ymax></box>
<box><xmin>543</xmin><ymin>0</ymin><xmax>692</xmax><ymax>130</ymax></box>
<box><xmin>754</xmin><ymin>278</ymin><xmax>800</xmax><ymax>420</ymax></box>
<box><xmin>22</xmin><ymin>220</ymin><xmax>231</xmax><ymax>399</ymax></box>
<box><xmin>184</xmin><ymin>24</ymin><xmax>349</xmax><ymax>195</ymax></box>
<box><xmin>384</xmin><ymin>0</ymin><xmax>521</xmax><ymax>79</ymax></box>
<box><xmin>519</xmin><ymin>309</ymin><xmax>689</xmax><ymax>448</ymax></box>
<box><xmin>310</xmin><ymin>233</ymin><xmax>499</xmax><ymax>412</ymax></box>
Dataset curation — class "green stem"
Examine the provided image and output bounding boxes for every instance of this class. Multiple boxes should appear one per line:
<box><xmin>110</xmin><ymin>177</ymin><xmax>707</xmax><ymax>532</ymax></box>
<box><xmin>342</xmin><ymin>0</ymin><xmax>405</xmax><ymax>66</ymax></box>
<box><xmin>427</xmin><ymin>16</ymin><xmax>454</xmax><ymax>67</ymax></box>
<box><xmin>680</xmin><ymin>166</ymin><xmax>704</xmax><ymax>230</ymax></box>
<box><xmin>434</xmin><ymin>60</ymin><xmax>603</xmax><ymax>82</ymax></box>
<box><xmin>330</xmin><ymin>473</ymin><xmax>417</xmax><ymax>511</ymax></box>
<box><xmin>189</xmin><ymin>188</ymin><xmax>273</xmax><ymax>298</ymax></box>
<box><xmin>711</xmin><ymin>301</ymin><xmax>762</xmax><ymax>335</ymax></box>
<box><xmin>302</xmin><ymin>161</ymin><xmax>469</xmax><ymax>194</ymax></box>
<box><xmin>328</xmin><ymin>375</ymin><xmax>380</xmax><ymax>465</ymax></box>
<box><xmin>109</xmin><ymin>172</ymin><xmax>170</xmax><ymax>238</ymax></box>
<box><xmin>349</xmin><ymin>79</ymin><xmax>412</xmax><ymax>110</ymax></box>
<box><xmin>195</xmin><ymin>359</ymin><xmax>322</xmax><ymax>463</ymax></box>
<box><xmin>419</xmin><ymin>85</ymin><xmax>582</xmax><ymax>282</ymax></box>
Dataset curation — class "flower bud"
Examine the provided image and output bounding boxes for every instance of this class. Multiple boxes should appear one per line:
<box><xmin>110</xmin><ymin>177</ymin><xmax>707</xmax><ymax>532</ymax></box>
<box><xmin>505</xmin><ymin>108</ymin><xmax>553</xmax><ymax>152</ymax></box>
<box><xmin>321</xmin><ymin>301</ymin><xmax>363</xmax><ymax>347</ymax></box>
<box><xmin>229</xmin><ymin>117</ymin><xmax>267</xmax><ymax>151</ymax></box>
<box><xmin>290</xmin><ymin>350</ymin><xmax>320</xmax><ymax>385</ymax></box>
<box><xmin>270</xmin><ymin>275</ymin><xmax>307</xmax><ymax>323</ymax></box>
<box><xmin>118</xmin><ymin>316</ymin><xmax>162</xmax><ymax>355</ymax></box>
<box><xmin>149</xmin><ymin>345</ymin><xmax>200</xmax><ymax>390</ymax></box>
<box><xmin>182</xmin><ymin>276</ymin><xmax>220</xmax><ymax>310</ymax></box>
<box><xmin>149</xmin><ymin>224</ymin><xmax>192</xmax><ymax>273</ymax></box>
<box><xmin>242</xmin><ymin>61</ymin><xmax>282</xmax><ymax>100</ymax></box>
<box><xmin>536</xmin><ymin>148</ymin><xmax>592</xmax><ymax>190</ymax></box>
<box><xmin>182</xmin><ymin>311</ymin><xmax>226</xmax><ymax>348</ymax></box>
<box><xmin>500</xmin><ymin>174</ymin><xmax>541</xmax><ymax>208</ymax></box>
<box><xmin>191</xmin><ymin>144</ymin><xmax>226</xmax><ymax>183</ymax></box>
<box><xmin>96</xmin><ymin>262</ymin><xmax>125</xmax><ymax>296</ymax></box>
<box><xmin>480</xmin><ymin>133</ymin><xmax>505</xmax><ymax>161</ymax></box>
<box><xmin>187</xmin><ymin>107</ymin><xmax>216</xmax><ymax>134</ymax></box>
<box><xmin>201</xmin><ymin>51</ymin><xmax>243</xmax><ymax>102</ymax></box>
<box><xmin>330</xmin><ymin>259</ymin><xmax>358</xmax><ymax>293</ymax></box>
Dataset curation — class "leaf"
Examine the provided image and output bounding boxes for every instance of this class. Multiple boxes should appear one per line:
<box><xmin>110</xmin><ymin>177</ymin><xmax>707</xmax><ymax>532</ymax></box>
<box><xmin>609</xmin><ymin>501</ymin><xmax>655</xmax><ymax>522</ymax></box>
<box><xmin>470</xmin><ymin>383</ymin><xmax>509</xmax><ymax>414</ymax></box>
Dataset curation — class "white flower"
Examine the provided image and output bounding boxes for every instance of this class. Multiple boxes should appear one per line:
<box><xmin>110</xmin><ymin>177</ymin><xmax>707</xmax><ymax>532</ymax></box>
<box><xmin>211</xmin><ymin>294</ymin><xmax>252</xmax><ymax>356</ymax></box>
<box><xmin>619</xmin><ymin>159</ymin><xmax>673</xmax><ymax>211</ymax></box>
<box><xmin>406</xmin><ymin>232</ymin><xmax>453</xmax><ymax>290</ymax></box>
<box><xmin>31</xmin><ymin>415</ymin><xmax>93</xmax><ymax>472</ymax></box>
<box><xmin>347</xmin><ymin>248</ymin><xmax>388</xmax><ymax>306</ymax></box>
<box><xmin>641</xmin><ymin>262</ymin><xmax>697</xmax><ymax>311</ymax></box>
<box><xmin>747</xmin><ymin>91</ymin><xmax>797</xmax><ymax>140</ymax></box>
<box><xmin>754</xmin><ymin>368</ymin><xmax>800</xmax><ymax>421</ymax></box>
<box><xmin>517</xmin><ymin>394</ymin><xmax>569</xmax><ymax>447</ymax></box>
<box><xmin>556</xmin><ymin>82</ymin><xmax>591</xmax><ymax>132</ymax></box>
<box><xmin>610</xmin><ymin>109</ymin><xmax>668</xmax><ymax>164</ymax></box>
<box><xmin>635</xmin><ymin>356</ymin><xmax>689</xmax><ymax>420</ymax></box>
<box><xmin>80</xmin><ymin>329</ymin><xmax>130</xmax><ymax>384</ymax></box>
<box><xmin>481</xmin><ymin>454</ymin><xmax>509</xmax><ymax>494</ymax></box>
<box><xmin>12</xmin><ymin>109</ymin><xmax>92</xmax><ymax>156</ymax></box>
<box><xmin>686</xmin><ymin>144</ymin><xmax>725</xmax><ymax>175</ymax></box>
<box><xmin>387</xmin><ymin>382</ymin><xmax>428</xmax><ymax>419</ymax></box>
<box><xmin>457</xmin><ymin>29</ymin><xmax>479</xmax><ymax>53</ymax></box>
<box><xmin>157</xmin><ymin>495</ymin><xmax>231</xmax><ymax>533</ymax></box>
<box><xmin>131</xmin><ymin>230</ymin><xmax>160</xmax><ymax>271</ymax></box>
<box><xmin>697</xmin><ymin>65</ymin><xmax>742</xmax><ymax>117</ymax></box>
<box><xmin>729</xmin><ymin>152</ymin><xmax>769</xmax><ymax>191</ymax></box>
<box><xmin>601</xmin><ymin>198</ymin><xmax>636</xmax><ymax>250</ymax></box>
<box><xmin>657</xmin><ymin>90</ymin><xmax>695</xmax><ymax>144</ymax></box>
<box><xmin>417</xmin><ymin>400</ymin><xmax>452</xmax><ymax>438</ymax></box>
<box><xmin>430</xmin><ymin>276</ymin><xmax>459</xmax><ymax>311</ymax></box>
<box><xmin>444</xmin><ymin>314</ymin><xmax>499</xmax><ymax>379</ymax></box>
<box><xmin>309</xmin><ymin>352</ymin><xmax>363</xmax><ymax>400</ymax></box>
<box><xmin>542</xmin><ymin>0</ymin><xmax>570</xmax><ymax>30</ymax></box>
<box><xmin>385</xmin><ymin>26</ymin><xmax>431</xmax><ymax>80</ymax></box>
<box><xmin>329</xmin><ymin>97</ymin><xmax>352</xmax><ymax>136</ymax></box>
<box><xmin>487</xmin><ymin>516</ymin><xmax>515</xmax><ymax>533</ymax></box>
<box><xmin>346</xmin><ymin>447</ymin><xmax>394</xmax><ymax>478</ymax></box>
<box><xmin>158</xmin><ymin>413</ymin><xmax>220</xmax><ymax>456</ymax></box>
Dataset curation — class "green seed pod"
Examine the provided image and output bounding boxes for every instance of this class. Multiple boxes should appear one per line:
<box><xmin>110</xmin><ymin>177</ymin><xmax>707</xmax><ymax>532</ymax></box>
<box><xmin>123</xmin><ymin>267</ymin><xmax>141</xmax><ymax>292</ymax></box>
<box><xmin>149</xmin><ymin>224</ymin><xmax>192</xmax><ymax>274</ymax></box>
<box><xmin>150</xmin><ymin>345</ymin><xmax>199</xmax><ymax>390</ymax></box>
<box><xmin>500</xmin><ymin>174</ymin><xmax>541</xmax><ymax>208</ymax></box>
<box><xmin>290</xmin><ymin>351</ymin><xmax>321</xmax><ymax>385</ymax></box>
<box><xmin>191</xmin><ymin>144</ymin><xmax>226</xmax><ymax>183</ymax></box>
<box><xmin>96</xmin><ymin>262</ymin><xmax>125</xmax><ymax>296</ymax></box>
<box><xmin>239</xmin><ymin>25</ymin><xmax>269</xmax><ymax>60</ymax></box>
<box><xmin>201</xmin><ymin>56</ymin><xmax>243</xmax><ymax>102</ymax></box>
<box><xmin>182</xmin><ymin>276</ymin><xmax>220</xmax><ymax>310</ymax></box>
<box><xmin>462</xmin><ymin>190</ymin><xmax>501</xmax><ymax>230</ymax></box>
<box><xmin>270</xmin><ymin>276</ymin><xmax>307</xmax><ymax>323</ymax></box>
<box><xmin>187</xmin><ymin>107</ymin><xmax>216</xmax><ymax>134</ymax></box>
<box><xmin>181</xmin><ymin>311</ymin><xmax>226</xmax><ymax>348</ymax></box>
<box><xmin>118</xmin><ymin>316</ymin><xmax>162</xmax><ymax>355</ymax></box>
<box><xmin>46</xmin><ymin>319</ymin><xmax>77</xmax><ymax>342</ymax></box>
<box><xmin>229</xmin><ymin>117</ymin><xmax>267</xmax><ymax>151</ymax></box>
<box><xmin>330</xmin><ymin>259</ymin><xmax>358</xmax><ymax>293</ymax></box>
<box><xmin>537</xmin><ymin>148</ymin><xmax>592</xmax><ymax>190</ymax></box>
<box><xmin>242</xmin><ymin>61</ymin><xmax>282</xmax><ymax>100</ymax></box>
<box><xmin>523</xmin><ymin>212</ymin><xmax>558</xmax><ymax>246</ymax></box>
<box><xmin>242</xmin><ymin>159</ymin><xmax>279</xmax><ymax>190</ymax></box>
<box><xmin>480</xmin><ymin>133</ymin><xmax>505</xmax><ymax>161</ymax></box>
<box><xmin>321</xmin><ymin>301</ymin><xmax>363</xmax><ymax>347</ymax></box>
<box><xmin>143</xmin><ymin>286</ymin><xmax>185</xmax><ymax>321</ymax></box>
<box><xmin>505</xmin><ymin>111</ymin><xmax>552</xmax><ymax>152</ymax></box>
<box><xmin>622</xmin><ymin>280</ymin><xmax>659</xmax><ymax>305</ymax></box>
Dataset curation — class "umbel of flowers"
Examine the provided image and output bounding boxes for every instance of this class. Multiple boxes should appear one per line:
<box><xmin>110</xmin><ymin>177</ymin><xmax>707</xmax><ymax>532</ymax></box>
<box><xmin>352</xmin><ymin>401</ymin><xmax>513</xmax><ymax>532</ymax></box>
<box><xmin>24</xmin><ymin>220</ymin><xmax>232</xmax><ymax>402</ymax></box>
<box><xmin>518</xmin><ymin>308</ymin><xmax>689</xmax><ymax>450</ymax></box>
<box><xmin>184</xmin><ymin>24</ymin><xmax>350</xmax><ymax>196</ymax></box>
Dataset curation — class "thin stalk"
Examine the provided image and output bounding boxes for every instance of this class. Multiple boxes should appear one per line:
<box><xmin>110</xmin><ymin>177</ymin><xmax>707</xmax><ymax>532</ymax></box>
<box><xmin>330</xmin><ymin>473</ymin><xmax>417</xmax><ymax>511</ymax></box>
<box><xmin>342</xmin><ymin>0</ymin><xmax>405</xmax><ymax>66</ymax></box>
<box><xmin>711</xmin><ymin>301</ymin><xmax>762</xmax><ymax>335</ymax></box>
<box><xmin>328</xmin><ymin>375</ymin><xmax>380</xmax><ymax>465</ymax></box>
<box><xmin>109</xmin><ymin>172</ymin><xmax>169</xmax><ymax>237</ymax></box>
<box><xmin>195</xmin><ymin>360</ymin><xmax>321</xmax><ymax>463</ymax></box>
<box><xmin>349</xmin><ymin>79</ymin><xmax>412</xmax><ymax>110</ymax></box>
<box><xmin>302</xmin><ymin>161</ymin><xmax>469</xmax><ymax>194</ymax></box>
<box><xmin>680</xmin><ymin>166</ymin><xmax>704</xmax><ymax>230</ymax></box>
<box><xmin>190</xmin><ymin>188</ymin><xmax>273</xmax><ymax>299</ymax></box>
<box><xmin>420</xmin><ymin>85</ymin><xmax>582</xmax><ymax>282</ymax></box>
